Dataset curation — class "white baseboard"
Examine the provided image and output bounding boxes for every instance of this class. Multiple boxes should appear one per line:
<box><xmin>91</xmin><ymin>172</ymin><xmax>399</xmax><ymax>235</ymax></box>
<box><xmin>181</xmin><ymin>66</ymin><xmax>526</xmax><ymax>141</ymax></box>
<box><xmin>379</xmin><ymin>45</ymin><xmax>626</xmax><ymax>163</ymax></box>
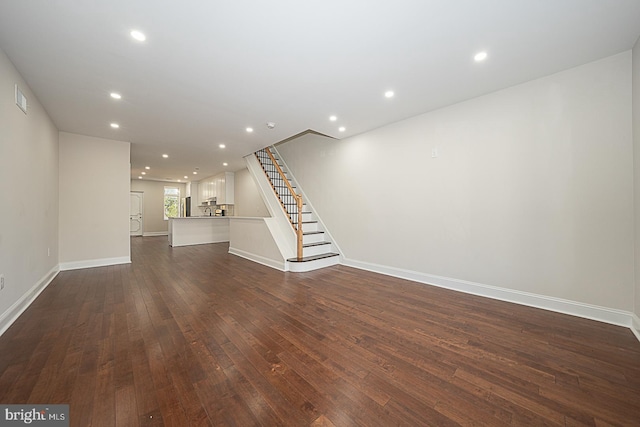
<box><xmin>632</xmin><ymin>314</ymin><xmax>640</xmax><ymax>342</ymax></box>
<box><xmin>59</xmin><ymin>256</ymin><xmax>131</xmax><ymax>271</ymax></box>
<box><xmin>342</xmin><ymin>257</ymin><xmax>637</xmax><ymax>335</ymax></box>
<box><xmin>229</xmin><ymin>247</ymin><xmax>286</xmax><ymax>271</ymax></box>
<box><xmin>0</xmin><ymin>266</ymin><xmax>59</xmax><ymax>337</ymax></box>
<box><xmin>143</xmin><ymin>231</ymin><xmax>168</xmax><ymax>237</ymax></box>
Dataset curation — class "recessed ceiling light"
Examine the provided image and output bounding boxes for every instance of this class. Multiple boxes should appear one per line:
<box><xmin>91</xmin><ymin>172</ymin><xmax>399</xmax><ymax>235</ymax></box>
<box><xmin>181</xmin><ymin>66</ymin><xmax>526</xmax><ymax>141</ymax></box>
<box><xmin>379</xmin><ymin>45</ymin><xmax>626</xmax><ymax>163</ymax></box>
<box><xmin>130</xmin><ymin>30</ymin><xmax>146</xmax><ymax>42</ymax></box>
<box><xmin>138</xmin><ymin>176</ymin><xmax>142</xmax><ymax>179</ymax></box>
<box><xmin>329</xmin><ymin>115</ymin><xmax>337</xmax><ymax>122</ymax></box>
<box><xmin>223</xmin><ymin>162</ymin><xmax>228</xmax><ymax>166</ymax></box>
<box><xmin>384</xmin><ymin>90</ymin><xmax>394</xmax><ymax>98</ymax></box>
<box><xmin>110</xmin><ymin>123</ymin><xmax>120</xmax><ymax>128</ymax></box>
<box><xmin>110</xmin><ymin>92</ymin><xmax>122</xmax><ymax>100</ymax></box>
<box><xmin>162</xmin><ymin>154</ymin><xmax>169</xmax><ymax>158</ymax></box>
<box><xmin>474</xmin><ymin>51</ymin><xmax>488</xmax><ymax>62</ymax></box>
<box><xmin>219</xmin><ymin>144</ymin><xmax>226</xmax><ymax>149</ymax></box>
<box><xmin>145</xmin><ymin>166</ymin><xmax>150</xmax><ymax>170</ymax></box>
<box><xmin>246</xmin><ymin>127</ymin><xmax>253</xmax><ymax>133</ymax></box>
<box><xmin>177</xmin><ymin>179</ymin><xmax>181</xmax><ymax>182</ymax></box>
<box><xmin>141</xmin><ymin>172</ymin><xmax>146</xmax><ymax>175</ymax></box>
<box><xmin>193</xmin><ymin>171</ymin><xmax>198</xmax><ymax>175</ymax></box>
<box><xmin>338</xmin><ymin>126</ymin><xmax>346</xmax><ymax>132</ymax></box>
<box><xmin>184</xmin><ymin>175</ymin><xmax>188</xmax><ymax>179</ymax></box>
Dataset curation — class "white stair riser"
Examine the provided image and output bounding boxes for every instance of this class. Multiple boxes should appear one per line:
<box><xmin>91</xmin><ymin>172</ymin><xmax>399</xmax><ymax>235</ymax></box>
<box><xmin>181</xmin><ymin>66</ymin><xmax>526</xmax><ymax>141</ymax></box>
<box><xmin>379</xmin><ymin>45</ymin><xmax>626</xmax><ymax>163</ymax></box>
<box><xmin>303</xmin><ymin>233</ymin><xmax>325</xmax><ymax>244</ymax></box>
<box><xmin>302</xmin><ymin>222</ymin><xmax>319</xmax><ymax>232</ymax></box>
<box><xmin>303</xmin><ymin>244</ymin><xmax>332</xmax><ymax>257</ymax></box>
<box><xmin>291</xmin><ymin>212</ymin><xmax>316</xmax><ymax>222</ymax></box>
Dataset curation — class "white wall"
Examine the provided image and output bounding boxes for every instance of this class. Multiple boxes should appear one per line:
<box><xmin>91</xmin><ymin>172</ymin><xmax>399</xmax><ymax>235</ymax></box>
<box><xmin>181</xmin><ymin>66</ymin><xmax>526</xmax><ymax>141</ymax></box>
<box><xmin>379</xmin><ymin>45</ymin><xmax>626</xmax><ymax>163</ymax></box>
<box><xmin>233</xmin><ymin>167</ymin><xmax>269</xmax><ymax>217</ymax></box>
<box><xmin>279</xmin><ymin>52</ymin><xmax>634</xmax><ymax>313</ymax></box>
<box><xmin>229</xmin><ymin>218</ymin><xmax>286</xmax><ymax>270</ymax></box>
<box><xmin>0</xmin><ymin>47</ymin><xmax>59</xmax><ymax>332</ymax></box>
<box><xmin>59</xmin><ymin>132</ymin><xmax>130</xmax><ymax>269</ymax></box>
<box><xmin>130</xmin><ymin>180</ymin><xmax>186</xmax><ymax>234</ymax></box>
<box><xmin>633</xmin><ymin>38</ymin><xmax>640</xmax><ymax>329</ymax></box>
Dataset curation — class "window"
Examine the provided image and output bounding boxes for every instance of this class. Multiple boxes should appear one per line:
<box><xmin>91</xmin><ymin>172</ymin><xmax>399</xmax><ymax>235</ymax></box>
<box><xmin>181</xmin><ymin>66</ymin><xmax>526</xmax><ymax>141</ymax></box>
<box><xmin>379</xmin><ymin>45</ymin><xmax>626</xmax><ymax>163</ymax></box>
<box><xmin>164</xmin><ymin>186</ymin><xmax>180</xmax><ymax>220</ymax></box>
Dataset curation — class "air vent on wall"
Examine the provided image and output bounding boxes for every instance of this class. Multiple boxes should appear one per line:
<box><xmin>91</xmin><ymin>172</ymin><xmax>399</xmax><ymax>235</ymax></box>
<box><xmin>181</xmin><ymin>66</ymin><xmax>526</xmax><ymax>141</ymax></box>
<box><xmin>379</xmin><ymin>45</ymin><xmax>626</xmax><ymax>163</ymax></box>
<box><xmin>15</xmin><ymin>84</ymin><xmax>27</xmax><ymax>114</ymax></box>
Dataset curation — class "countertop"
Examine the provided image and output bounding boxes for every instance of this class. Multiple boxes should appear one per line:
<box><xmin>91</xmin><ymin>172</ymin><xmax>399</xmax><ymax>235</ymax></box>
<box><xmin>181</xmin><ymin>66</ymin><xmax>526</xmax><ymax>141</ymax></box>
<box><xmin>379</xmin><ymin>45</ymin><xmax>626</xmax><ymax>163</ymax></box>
<box><xmin>169</xmin><ymin>216</ymin><xmax>230</xmax><ymax>219</ymax></box>
<box><xmin>169</xmin><ymin>216</ymin><xmax>269</xmax><ymax>220</ymax></box>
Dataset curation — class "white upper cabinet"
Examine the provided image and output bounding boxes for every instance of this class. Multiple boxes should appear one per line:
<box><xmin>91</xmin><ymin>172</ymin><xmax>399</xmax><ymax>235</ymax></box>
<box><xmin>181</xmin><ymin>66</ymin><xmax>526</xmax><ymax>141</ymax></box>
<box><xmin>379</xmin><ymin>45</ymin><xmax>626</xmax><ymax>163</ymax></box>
<box><xmin>188</xmin><ymin>181</ymin><xmax>198</xmax><ymax>207</ymax></box>
<box><xmin>216</xmin><ymin>172</ymin><xmax>234</xmax><ymax>205</ymax></box>
<box><xmin>197</xmin><ymin>172</ymin><xmax>234</xmax><ymax>205</ymax></box>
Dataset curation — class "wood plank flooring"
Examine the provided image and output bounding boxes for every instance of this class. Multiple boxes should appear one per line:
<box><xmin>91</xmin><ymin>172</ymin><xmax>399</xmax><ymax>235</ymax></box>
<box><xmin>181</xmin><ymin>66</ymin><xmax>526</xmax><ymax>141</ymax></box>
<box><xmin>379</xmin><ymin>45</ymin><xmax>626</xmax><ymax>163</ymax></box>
<box><xmin>1</xmin><ymin>236</ymin><xmax>639</xmax><ymax>426</ymax></box>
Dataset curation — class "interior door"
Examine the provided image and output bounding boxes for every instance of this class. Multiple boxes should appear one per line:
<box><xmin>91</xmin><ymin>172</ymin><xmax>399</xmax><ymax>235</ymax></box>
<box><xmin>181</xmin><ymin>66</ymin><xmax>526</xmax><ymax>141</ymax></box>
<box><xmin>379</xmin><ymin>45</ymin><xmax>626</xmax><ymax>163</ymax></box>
<box><xmin>130</xmin><ymin>192</ymin><xmax>143</xmax><ymax>236</ymax></box>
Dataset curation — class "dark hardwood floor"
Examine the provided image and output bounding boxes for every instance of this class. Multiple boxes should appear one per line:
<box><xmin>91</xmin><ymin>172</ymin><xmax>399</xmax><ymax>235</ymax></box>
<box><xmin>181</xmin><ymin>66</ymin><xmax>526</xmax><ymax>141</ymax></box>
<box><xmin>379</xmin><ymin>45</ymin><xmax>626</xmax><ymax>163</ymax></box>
<box><xmin>1</xmin><ymin>236</ymin><xmax>639</xmax><ymax>426</ymax></box>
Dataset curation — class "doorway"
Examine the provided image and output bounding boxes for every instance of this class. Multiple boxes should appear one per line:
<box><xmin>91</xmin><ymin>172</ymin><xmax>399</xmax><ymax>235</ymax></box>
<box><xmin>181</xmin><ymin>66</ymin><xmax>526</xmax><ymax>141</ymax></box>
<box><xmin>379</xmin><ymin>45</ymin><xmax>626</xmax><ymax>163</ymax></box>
<box><xmin>130</xmin><ymin>191</ymin><xmax>144</xmax><ymax>236</ymax></box>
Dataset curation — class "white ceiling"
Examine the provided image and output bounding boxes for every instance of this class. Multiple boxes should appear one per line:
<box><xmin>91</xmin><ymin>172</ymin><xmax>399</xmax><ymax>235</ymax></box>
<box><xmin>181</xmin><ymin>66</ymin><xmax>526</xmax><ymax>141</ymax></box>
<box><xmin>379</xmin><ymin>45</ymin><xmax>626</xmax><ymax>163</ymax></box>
<box><xmin>1</xmin><ymin>1</ymin><xmax>639</xmax><ymax>182</ymax></box>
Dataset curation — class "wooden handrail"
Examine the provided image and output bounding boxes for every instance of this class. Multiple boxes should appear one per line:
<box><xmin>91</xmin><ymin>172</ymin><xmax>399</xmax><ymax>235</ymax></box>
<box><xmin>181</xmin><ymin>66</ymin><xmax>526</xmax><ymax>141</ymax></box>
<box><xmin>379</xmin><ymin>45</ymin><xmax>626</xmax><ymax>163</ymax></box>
<box><xmin>264</xmin><ymin>147</ymin><xmax>304</xmax><ymax>260</ymax></box>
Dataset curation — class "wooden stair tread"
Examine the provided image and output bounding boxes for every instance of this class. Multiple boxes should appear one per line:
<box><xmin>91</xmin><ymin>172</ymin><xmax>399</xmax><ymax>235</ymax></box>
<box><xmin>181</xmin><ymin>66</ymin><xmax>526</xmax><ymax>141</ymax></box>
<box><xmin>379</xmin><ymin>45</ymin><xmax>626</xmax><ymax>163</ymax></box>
<box><xmin>287</xmin><ymin>253</ymin><xmax>340</xmax><ymax>263</ymax></box>
<box><xmin>303</xmin><ymin>242</ymin><xmax>331</xmax><ymax>248</ymax></box>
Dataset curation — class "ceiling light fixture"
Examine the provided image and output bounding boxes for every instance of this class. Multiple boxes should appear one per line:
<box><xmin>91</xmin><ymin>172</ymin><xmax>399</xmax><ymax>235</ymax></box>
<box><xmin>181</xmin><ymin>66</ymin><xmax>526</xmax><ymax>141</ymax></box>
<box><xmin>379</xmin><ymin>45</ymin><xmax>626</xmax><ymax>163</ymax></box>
<box><xmin>145</xmin><ymin>166</ymin><xmax>150</xmax><ymax>170</ymax></box>
<box><xmin>138</xmin><ymin>176</ymin><xmax>142</xmax><ymax>179</ymax></box>
<box><xmin>141</xmin><ymin>172</ymin><xmax>146</xmax><ymax>175</ymax></box>
<box><xmin>329</xmin><ymin>115</ymin><xmax>337</xmax><ymax>121</ymax></box>
<box><xmin>219</xmin><ymin>144</ymin><xmax>226</xmax><ymax>149</ymax></box>
<box><xmin>130</xmin><ymin>30</ymin><xmax>146</xmax><ymax>42</ymax></box>
<box><xmin>110</xmin><ymin>123</ymin><xmax>120</xmax><ymax>128</ymax></box>
<box><xmin>338</xmin><ymin>126</ymin><xmax>346</xmax><ymax>132</ymax></box>
<box><xmin>223</xmin><ymin>162</ymin><xmax>228</xmax><ymax>166</ymax></box>
<box><xmin>384</xmin><ymin>90</ymin><xmax>395</xmax><ymax>98</ymax></box>
<box><xmin>162</xmin><ymin>154</ymin><xmax>169</xmax><ymax>158</ymax></box>
<box><xmin>110</xmin><ymin>92</ymin><xmax>122</xmax><ymax>100</ymax></box>
<box><xmin>246</xmin><ymin>127</ymin><xmax>253</xmax><ymax>133</ymax></box>
<box><xmin>474</xmin><ymin>51</ymin><xmax>488</xmax><ymax>62</ymax></box>
<box><xmin>184</xmin><ymin>176</ymin><xmax>188</xmax><ymax>179</ymax></box>
<box><xmin>193</xmin><ymin>171</ymin><xmax>197</xmax><ymax>175</ymax></box>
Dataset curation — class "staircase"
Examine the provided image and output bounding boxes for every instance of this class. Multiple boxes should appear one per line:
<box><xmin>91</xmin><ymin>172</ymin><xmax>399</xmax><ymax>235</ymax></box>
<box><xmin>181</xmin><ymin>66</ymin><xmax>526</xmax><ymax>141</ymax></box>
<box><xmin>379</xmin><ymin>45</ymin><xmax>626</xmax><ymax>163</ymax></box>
<box><xmin>255</xmin><ymin>147</ymin><xmax>339</xmax><ymax>272</ymax></box>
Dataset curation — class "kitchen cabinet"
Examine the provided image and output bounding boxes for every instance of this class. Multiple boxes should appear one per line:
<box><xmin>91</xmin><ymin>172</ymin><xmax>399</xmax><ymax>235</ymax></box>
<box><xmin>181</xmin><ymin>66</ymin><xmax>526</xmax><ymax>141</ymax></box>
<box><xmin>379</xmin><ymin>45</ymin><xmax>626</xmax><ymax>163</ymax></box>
<box><xmin>216</xmin><ymin>172</ymin><xmax>235</xmax><ymax>205</ymax></box>
<box><xmin>198</xmin><ymin>178</ymin><xmax>215</xmax><ymax>203</ymax></box>
<box><xmin>197</xmin><ymin>172</ymin><xmax>234</xmax><ymax>205</ymax></box>
<box><xmin>187</xmin><ymin>181</ymin><xmax>198</xmax><ymax>210</ymax></box>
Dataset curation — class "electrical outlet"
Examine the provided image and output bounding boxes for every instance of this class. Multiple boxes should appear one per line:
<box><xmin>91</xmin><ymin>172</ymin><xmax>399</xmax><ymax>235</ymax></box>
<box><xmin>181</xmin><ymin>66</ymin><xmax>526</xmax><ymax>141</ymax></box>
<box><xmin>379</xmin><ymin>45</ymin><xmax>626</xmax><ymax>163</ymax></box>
<box><xmin>0</xmin><ymin>274</ymin><xmax>4</xmax><ymax>291</ymax></box>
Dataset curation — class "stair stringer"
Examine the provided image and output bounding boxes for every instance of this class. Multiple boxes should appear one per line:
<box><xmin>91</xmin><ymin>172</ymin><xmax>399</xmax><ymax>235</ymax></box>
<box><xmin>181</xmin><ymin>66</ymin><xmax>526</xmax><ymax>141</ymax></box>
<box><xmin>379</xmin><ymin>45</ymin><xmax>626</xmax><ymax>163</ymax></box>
<box><xmin>271</xmin><ymin>145</ymin><xmax>345</xmax><ymax>262</ymax></box>
<box><xmin>244</xmin><ymin>153</ymin><xmax>297</xmax><ymax>266</ymax></box>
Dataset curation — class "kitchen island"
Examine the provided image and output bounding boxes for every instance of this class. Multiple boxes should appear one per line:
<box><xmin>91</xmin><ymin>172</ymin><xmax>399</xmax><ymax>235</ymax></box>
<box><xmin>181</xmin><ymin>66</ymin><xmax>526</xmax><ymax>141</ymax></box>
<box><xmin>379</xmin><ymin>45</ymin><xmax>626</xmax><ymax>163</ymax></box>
<box><xmin>168</xmin><ymin>216</ymin><xmax>230</xmax><ymax>247</ymax></box>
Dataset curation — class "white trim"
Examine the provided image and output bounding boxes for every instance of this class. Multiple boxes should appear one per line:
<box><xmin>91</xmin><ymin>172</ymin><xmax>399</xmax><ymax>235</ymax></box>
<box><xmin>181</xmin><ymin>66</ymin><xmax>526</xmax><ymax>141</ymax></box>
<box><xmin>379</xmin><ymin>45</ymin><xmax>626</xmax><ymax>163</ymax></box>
<box><xmin>228</xmin><ymin>247</ymin><xmax>287</xmax><ymax>271</ymax></box>
<box><xmin>342</xmin><ymin>257</ymin><xmax>636</xmax><ymax>332</ymax></box>
<box><xmin>0</xmin><ymin>266</ymin><xmax>59</xmax><ymax>337</ymax></box>
<box><xmin>59</xmin><ymin>256</ymin><xmax>131</xmax><ymax>271</ymax></box>
<box><xmin>289</xmin><ymin>255</ymin><xmax>340</xmax><ymax>272</ymax></box>
<box><xmin>170</xmin><ymin>239</ymin><xmax>229</xmax><ymax>248</ymax></box>
<box><xmin>631</xmin><ymin>314</ymin><xmax>640</xmax><ymax>342</ymax></box>
<box><xmin>143</xmin><ymin>231</ymin><xmax>168</xmax><ymax>237</ymax></box>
